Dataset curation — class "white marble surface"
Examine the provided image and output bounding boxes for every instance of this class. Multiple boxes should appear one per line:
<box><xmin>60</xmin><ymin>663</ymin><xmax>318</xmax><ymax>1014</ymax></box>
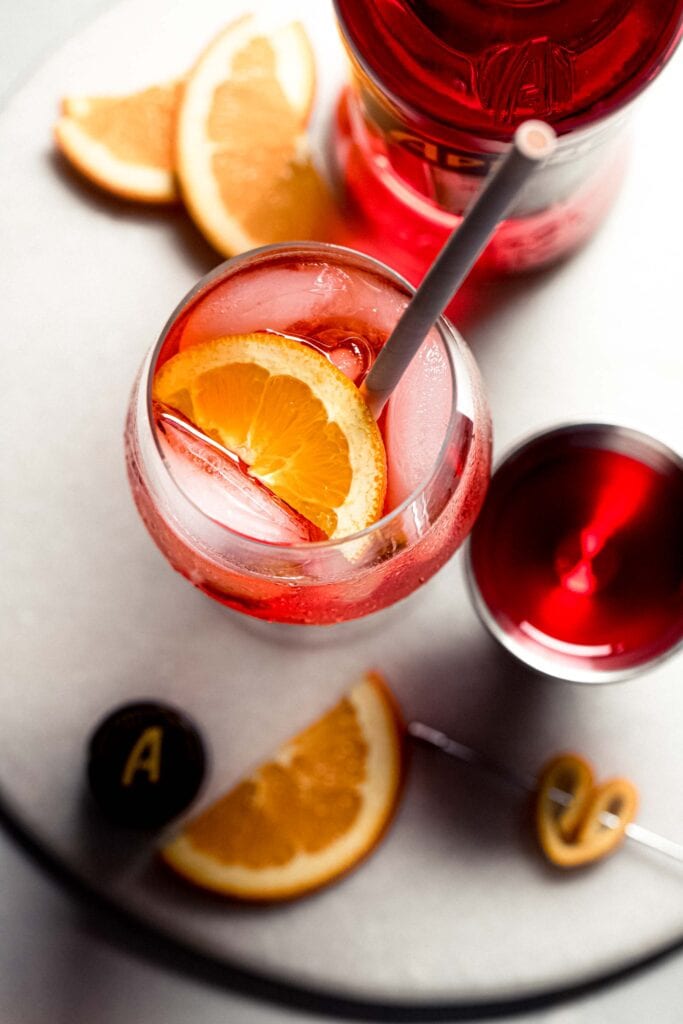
<box><xmin>1</xmin><ymin>827</ymin><xmax>682</xmax><ymax>1024</ymax></box>
<box><xmin>1</xmin><ymin>1</ymin><xmax>682</xmax><ymax>1021</ymax></box>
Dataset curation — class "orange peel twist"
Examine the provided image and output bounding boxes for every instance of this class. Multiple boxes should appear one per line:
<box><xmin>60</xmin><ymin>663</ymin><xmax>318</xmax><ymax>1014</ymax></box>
<box><xmin>536</xmin><ymin>753</ymin><xmax>638</xmax><ymax>868</ymax></box>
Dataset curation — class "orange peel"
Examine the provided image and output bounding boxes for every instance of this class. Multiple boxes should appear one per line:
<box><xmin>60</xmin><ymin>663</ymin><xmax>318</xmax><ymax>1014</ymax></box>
<box><xmin>536</xmin><ymin>753</ymin><xmax>638</xmax><ymax>868</ymax></box>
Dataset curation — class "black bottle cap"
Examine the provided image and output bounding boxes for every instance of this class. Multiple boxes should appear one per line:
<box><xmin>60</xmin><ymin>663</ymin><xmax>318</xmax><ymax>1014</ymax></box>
<box><xmin>87</xmin><ymin>701</ymin><xmax>206</xmax><ymax>828</ymax></box>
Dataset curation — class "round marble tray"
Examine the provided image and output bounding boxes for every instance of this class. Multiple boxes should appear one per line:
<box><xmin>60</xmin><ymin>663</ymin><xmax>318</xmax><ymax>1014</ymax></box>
<box><xmin>0</xmin><ymin>0</ymin><xmax>681</xmax><ymax>1017</ymax></box>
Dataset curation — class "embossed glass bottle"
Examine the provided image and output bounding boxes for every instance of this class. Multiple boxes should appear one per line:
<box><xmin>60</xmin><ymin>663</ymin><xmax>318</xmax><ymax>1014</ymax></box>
<box><xmin>334</xmin><ymin>0</ymin><xmax>683</xmax><ymax>278</ymax></box>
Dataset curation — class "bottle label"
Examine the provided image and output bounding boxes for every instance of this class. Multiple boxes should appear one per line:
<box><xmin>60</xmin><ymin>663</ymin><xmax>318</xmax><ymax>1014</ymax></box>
<box><xmin>355</xmin><ymin>76</ymin><xmax>626</xmax><ymax>217</ymax></box>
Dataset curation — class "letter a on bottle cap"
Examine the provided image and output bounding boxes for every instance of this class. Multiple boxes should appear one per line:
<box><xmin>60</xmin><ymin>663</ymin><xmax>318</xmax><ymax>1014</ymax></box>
<box><xmin>87</xmin><ymin>701</ymin><xmax>206</xmax><ymax>828</ymax></box>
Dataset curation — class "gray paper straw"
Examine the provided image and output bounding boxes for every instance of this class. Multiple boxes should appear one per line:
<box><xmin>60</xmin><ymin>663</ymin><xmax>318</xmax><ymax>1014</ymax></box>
<box><xmin>363</xmin><ymin>120</ymin><xmax>557</xmax><ymax>418</ymax></box>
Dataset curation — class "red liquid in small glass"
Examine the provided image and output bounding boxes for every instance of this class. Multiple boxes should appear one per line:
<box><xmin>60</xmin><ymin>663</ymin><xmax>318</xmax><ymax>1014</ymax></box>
<box><xmin>334</xmin><ymin>0</ymin><xmax>683</xmax><ymax>277</ymax></box>
<box><xmin>469</xmin><ymin>438</ymin><xmax>683</xmax><ymax>675</ymax></box>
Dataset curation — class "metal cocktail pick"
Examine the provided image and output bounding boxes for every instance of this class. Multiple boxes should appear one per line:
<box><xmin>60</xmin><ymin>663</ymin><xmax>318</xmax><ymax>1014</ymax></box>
<box><xmin>408</xmin><ymin>721</ymin><xmax>683</xmax><ymax>864</ymax></box>
<box><xmin>362</xmin><ymin>120</ymin><xmax>557</xmax><ymax>418</ymax></box>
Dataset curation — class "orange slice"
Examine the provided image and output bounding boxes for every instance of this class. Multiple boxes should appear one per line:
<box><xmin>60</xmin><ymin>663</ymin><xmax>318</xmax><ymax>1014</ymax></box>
<box><xmin>536</xmin><ymin>753</ymin><xmax>638</xmax><ymax>868</ymax></box>
<box><xmin>153</xmin><ymin>332</ymin><xmax>386</xmax><ymax>539</ymax></box>
<box><xmin>162</xmin><ymin>672</ymin><xmax>405</xmax><ymax>901</ymax></box>
<box><xmin>176</xmin><ymin>16</ymin><xmax>333</xmax><ymax>256</ymax></box>
<box><xmin>54</xmin><ymin>80</ymin><xmax>182</xmax><ymax>202</ymax></box>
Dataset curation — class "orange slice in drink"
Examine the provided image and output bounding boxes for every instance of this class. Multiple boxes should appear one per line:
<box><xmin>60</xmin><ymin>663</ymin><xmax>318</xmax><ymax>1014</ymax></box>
<box><xmin>176</xmin><ymin>16</ymin><xmax>333</xmax><ymax>256</ymax></box>
<box><xmin>162</xmin><ymin>672</ymin><xmax>405</xmax><ymax>900</ymax></box>
<box><xmin>153</xmin><ymin>332</ymin><xmax>386</xmax><ymax>539</ymax></box>
<box><xmin>54</xmin><ymin>81</ymin><xmax>182</xmax><ymax>202</ymax></box>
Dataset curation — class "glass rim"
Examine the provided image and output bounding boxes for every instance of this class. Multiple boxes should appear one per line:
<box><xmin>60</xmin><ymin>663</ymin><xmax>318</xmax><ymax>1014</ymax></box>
<box><xmin>142</xmin><ymin>240</ymin><xmax>471</xmax><ymax>555</ymax></box>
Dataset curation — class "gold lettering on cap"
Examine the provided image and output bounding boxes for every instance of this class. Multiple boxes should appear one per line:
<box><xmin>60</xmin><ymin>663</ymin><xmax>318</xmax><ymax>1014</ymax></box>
<box><xmin>122</xmin><ymin>727</ymin><xmax>163</xmax><ymax>786</ymax></box>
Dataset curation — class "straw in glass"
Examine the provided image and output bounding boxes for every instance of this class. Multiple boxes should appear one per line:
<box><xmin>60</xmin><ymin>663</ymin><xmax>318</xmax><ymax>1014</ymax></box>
<box><xmin>362</xmin><ymin>120</ymin><xmax>557</xmax><ymax>418</ymax></box>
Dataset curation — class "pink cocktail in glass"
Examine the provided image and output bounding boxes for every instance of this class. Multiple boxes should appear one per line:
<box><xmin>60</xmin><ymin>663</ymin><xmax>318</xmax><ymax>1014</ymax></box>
<box><xmin>125</xmin><ymin>243</ymin><xmax>491</xmax><ymax>624</ymax></box>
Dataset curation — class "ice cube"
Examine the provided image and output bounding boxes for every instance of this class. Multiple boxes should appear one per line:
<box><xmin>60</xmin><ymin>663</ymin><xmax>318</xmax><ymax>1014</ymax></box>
<box><xmin>177</xmin><ymin>262</ymin><xmax>410</xmax><ymax>351</ymax></box>
<box><xmin>384</xmin><ymin>330</ymin><xmax>453</xmax><ymax>508</ymax></box>
<box><xmin>158</xmin><ymin>416</ymin><xmax>323</xmax><ymax>545</ymax></box>
<box><xmin>177</xmin><ymin>266</ymin><xmax>350</xmax><ymax>350</ymax></box>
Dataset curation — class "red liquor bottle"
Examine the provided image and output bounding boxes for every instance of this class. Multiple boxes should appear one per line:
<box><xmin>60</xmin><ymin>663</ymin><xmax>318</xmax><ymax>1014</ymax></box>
<box><xmin>334</xmin><ymin>0</ymin><xmax>683</xmax><ymax>278</ymax></box>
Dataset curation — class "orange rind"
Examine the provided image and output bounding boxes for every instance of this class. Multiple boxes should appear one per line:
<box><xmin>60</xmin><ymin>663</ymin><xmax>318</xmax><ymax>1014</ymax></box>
<box><xmin>536</xmin><ymin>753</ymin><xmax>638</xmax><ymax>868</ymax></box>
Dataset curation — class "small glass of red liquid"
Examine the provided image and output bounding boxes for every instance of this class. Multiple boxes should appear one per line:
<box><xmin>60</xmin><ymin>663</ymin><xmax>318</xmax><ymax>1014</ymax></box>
<box><xmin>334</xmin><ymin>0</ymin><xmax>683</xmax><ymax>279</ymax></box>
<box><xmin>467</xmin><ymin>425</ymin><xmax>683</xmax><ymax>682</ymax></box>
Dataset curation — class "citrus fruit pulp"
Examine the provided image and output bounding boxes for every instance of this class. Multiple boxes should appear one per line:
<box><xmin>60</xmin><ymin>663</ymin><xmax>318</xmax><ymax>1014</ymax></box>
<box><xmin>156</xmin><ymin>411</ymin><xmax>326</xmax><ymax>544</ymax></box>
<box><xmin>176</xmin><ymin>15</ymin><xmax>333</xmax><ymax>255</ymax></box>
<box><xmin>153</xmin><ymin>332</ymin><xmax>387</xmax><ymax>540</ymax></box>
<box><xmin>54</xmin><ymin>81</ymin><xmax>182</xmax><ymax>202</ymax></box>
<box><xmin>162</xmin><ymin>671</ymin><xmax>404</xmax><ymax>900</ymax></box>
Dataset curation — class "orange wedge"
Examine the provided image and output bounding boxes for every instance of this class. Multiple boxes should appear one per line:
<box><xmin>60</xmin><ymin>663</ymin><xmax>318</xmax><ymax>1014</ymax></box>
<box><xmin>176</xmin><ymin>16</ymin><xmax>333</xmax><ymax>256</ymax></box>
<box><xmin>54</xmin><ymin>80</ymin><xmax>182</xmax><ymax>202</ymax></box>
<box><xmin>162</xmin><ymin>672</ymin><xmax>405</xmax><ymax>900</ymax></box>
<box><xmin>153</xmin><ymin>332</ymin><xmax>386</xmax><ymax>539</ymax></box>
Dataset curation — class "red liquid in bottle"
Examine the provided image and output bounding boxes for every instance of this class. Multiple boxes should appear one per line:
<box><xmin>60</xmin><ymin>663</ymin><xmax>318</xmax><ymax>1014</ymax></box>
<box><xmin>334</xmin><ymin>0</ymin><xmax>683</xmax><ymax>277</ymax></box>
<box><xmin>468</xmin><ymin>428</ymin><xmax>683</xmax><ymax>680</ymax></box>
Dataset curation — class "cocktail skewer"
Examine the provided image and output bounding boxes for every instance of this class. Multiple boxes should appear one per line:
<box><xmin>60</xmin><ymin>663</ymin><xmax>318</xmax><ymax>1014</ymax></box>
<box><xmin>408</xmin><ymin>721</ymin><xmax>683</xmax><ymax>864</ymax></box>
